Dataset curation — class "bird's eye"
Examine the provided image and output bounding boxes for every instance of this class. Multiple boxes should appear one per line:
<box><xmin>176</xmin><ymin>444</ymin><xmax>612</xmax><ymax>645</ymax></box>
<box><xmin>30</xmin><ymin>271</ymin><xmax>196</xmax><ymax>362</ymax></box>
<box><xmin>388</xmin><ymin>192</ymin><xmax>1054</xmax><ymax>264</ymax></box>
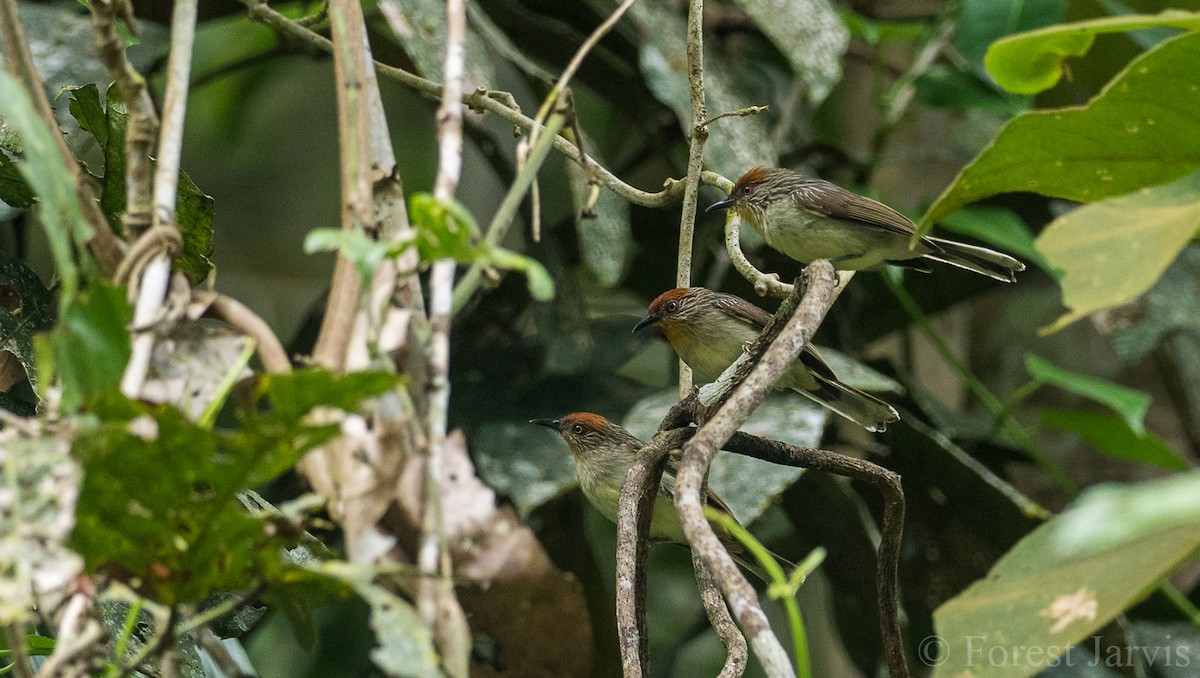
<box><xmin>741</xmin><ymin>184</ymin><xmax>755</xmax><ymax>195</ymax></box>
<box><xmin>572</xmin><ymin>424</ymin><xmax>585</xmax><ymax>435</ymax></box>
<box><xmin>665</xmin><ymin>300</ymin><xmax>679</xmax><ymax>312</ymax></box>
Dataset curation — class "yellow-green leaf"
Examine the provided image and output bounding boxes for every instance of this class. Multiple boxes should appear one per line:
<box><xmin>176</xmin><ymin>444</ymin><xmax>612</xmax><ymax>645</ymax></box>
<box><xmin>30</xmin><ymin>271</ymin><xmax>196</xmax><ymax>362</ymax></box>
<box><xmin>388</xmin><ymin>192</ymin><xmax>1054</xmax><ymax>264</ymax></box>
<box><xmin>1036</xmin><ymin>171</ymin><xmax>1200</xmax><ymax>333</ymax></box>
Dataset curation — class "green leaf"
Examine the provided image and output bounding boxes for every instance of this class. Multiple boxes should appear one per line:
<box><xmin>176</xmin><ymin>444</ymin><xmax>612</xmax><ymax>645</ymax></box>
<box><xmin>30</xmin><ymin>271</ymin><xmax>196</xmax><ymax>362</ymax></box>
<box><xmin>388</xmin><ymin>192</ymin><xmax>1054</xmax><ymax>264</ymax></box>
<box><xmin>0</xmin><ymin>249</ymin><xmax>54</xmax><ymax>395</ymax></box>
<box><xmin>303</xmin><ymin>227</ymin><xmax>413</xmax><ymax>283</ymax></box>
<box><xmin>1035</xmin><ymin>171</ymin><xmax>1200</xmax><ymax>333</ymax></box>
<box><xmin>985</xmin><ymin>10</ymin><xmax>1200</xmax><ymax>94</ymax></box>
<box><xmin>623</xmin><ymin>389</ymin><xmax>826</xmax><ymax>524</ymax></box>
<box><xmin>1051</xmin><ymin>471</ymin><xmax>1200</xmax><ymax>553</ymax></box>
<box><xmin>628</xmin><ymin>1</ymin><xmax>776</xmax><ymax>171</ymax></box>
<box><xmin>938</xmin><ymin>207</ymin><xmax>1055</xmax><ymax>276</ymax></box>
<box><xmin>956</xmin><ymin>0</ymin><xmax>1068</xmax><ymax>72</ymax></box>
<box><xmin>484</xmin><ymin>247</ymin><xmax>554</xmax><ymax>301</ymax></box>
<box><xmin>72</xmin><ymin>370</ymin><xmax>394</xmax><ymax>604</ymax></box>
<box><xmin>1024</xmin><ymin>353</ymin><xmax>1150</xmax><ymax>433</ymax></box>
<box><xmin>731</xmin><ymin>0</ymin><xmax>848</xmax><ymax>103</ymax></box>
<box><xmin>0</xmin><ymin>150</ymin><xmax>35</xmax><ymax>209</ymax></box>
<box><xmin>89</xmin><ymin>85</ymin><xmax>214</xmax><ymax>283</ymax></box>
<box><xmin>0</xmin><ymin>70</ymin><xmax>90</xmax><ymax>304</ymax></box>
<box><xmin>923</xmin><ymin>31</ymin><xmax>1200</xmax><ymax>227</ymax></box>
<box><xmin>408</xmin><ymin>192</ymin><xmax>480</xmax><ymax>262</ymax></box>
<box><xmin>566</xmin><ymin>148</ymin><xmax>631</xmax><ymax>288</ymax></box>
<box><xmin>46</xmin><ymin>283</ymin><xmax>132</xmax><ymax>411</ymax></box>
<box><xmin>474</xmin><ymin>421</ymin><xmax>580</xmax><ymax>518</ymax></box>
<box><xmin>1042</xmin><ymin>409</ymin><xmax>1186</xmax><ymax>471</ymax></box>
<box><xmin>930</xmin><ymin>504</ymin><xmax>1200</xmax><ymax>677</ymax></box>
<box><xmin>66</xmin><ymin>83</ymin><xmax>107</xmax><ymax>147</ymax></box>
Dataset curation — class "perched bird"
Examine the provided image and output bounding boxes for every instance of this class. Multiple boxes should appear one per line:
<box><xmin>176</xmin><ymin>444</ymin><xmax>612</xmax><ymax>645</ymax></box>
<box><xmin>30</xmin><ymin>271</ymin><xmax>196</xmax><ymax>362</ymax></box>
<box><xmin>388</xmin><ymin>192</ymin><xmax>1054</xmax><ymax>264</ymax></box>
<box><xmin>708</xmin><ymin>166</ymin><xmax>1025</xmax><ymax>282</ymax></box>
<box><xmin>531</xmin><ymin>412</ymin><xmax>789</xmax><ymax>581</ymax></box>
<box><xmin>634</xmin><ymin>287</ymin><xmax>898</xmax><ymax>432</ymax></box>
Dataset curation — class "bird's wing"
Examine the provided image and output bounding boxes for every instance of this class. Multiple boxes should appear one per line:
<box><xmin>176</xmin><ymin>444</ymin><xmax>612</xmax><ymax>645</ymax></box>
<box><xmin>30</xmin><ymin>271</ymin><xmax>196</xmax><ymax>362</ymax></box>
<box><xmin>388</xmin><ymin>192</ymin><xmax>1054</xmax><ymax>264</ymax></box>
<box><xmin>710</xmin><ymin>291</ymin><xmax>772</xmax><ymax>331</ymax></box>
<box><xmin>663</xmin><ymin>454</ymin><xmax>737</xmax><ymax>519</ymax></box>
<box><xmin>791</xmin><ymin>180</ymin><xmax>943</xmax><ymax>251</ymax></box>
<box><xmin>796</xmin><ymin>344</ymin><xmax>839</xmax><ymax>382</ymax></box>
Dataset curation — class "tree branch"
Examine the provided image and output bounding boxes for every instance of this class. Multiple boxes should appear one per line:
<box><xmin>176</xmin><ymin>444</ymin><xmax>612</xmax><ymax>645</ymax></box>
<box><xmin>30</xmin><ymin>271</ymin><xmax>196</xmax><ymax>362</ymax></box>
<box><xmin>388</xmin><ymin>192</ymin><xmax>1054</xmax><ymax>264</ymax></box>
<box><xmin>674</xmin><ymin>262</ymin><xmax>838</xmax><ymax>677</ymax></box>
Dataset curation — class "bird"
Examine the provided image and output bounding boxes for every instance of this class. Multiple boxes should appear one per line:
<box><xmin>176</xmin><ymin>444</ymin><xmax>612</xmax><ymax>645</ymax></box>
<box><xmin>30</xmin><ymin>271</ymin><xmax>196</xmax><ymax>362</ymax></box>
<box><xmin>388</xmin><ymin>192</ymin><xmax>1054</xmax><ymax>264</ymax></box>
<box><xmin>531</xmin><ymin>412</ymin><xmax>790</xmax><ymax>581</ymax></box>
<box><xmin>634</xmin><ymin>287</ymin><xmax>899</xmax><ymax>432</ymax></box>
<box><xmin>708</xmin><ymin>166</ymin><xmax>1025</xmax><ymax>282</ymax></box>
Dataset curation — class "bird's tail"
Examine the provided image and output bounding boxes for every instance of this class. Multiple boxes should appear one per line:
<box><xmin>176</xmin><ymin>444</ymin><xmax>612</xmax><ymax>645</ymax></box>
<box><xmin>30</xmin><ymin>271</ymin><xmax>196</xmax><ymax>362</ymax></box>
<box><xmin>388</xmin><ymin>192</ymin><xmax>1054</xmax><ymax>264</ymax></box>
<box><xmin>799</xmin><ymin>377</ymin><xmax>900</xmax><ymax>433</ymax></box>
<box><xmin>925</xmin><ymin>237</ymin><xmax>1025</xmax><ymax>283</ymax></box>
<box><xmin>732</xmin><ymin>549</ymin><xmax>796</xmax><ymax>584</ymax></box>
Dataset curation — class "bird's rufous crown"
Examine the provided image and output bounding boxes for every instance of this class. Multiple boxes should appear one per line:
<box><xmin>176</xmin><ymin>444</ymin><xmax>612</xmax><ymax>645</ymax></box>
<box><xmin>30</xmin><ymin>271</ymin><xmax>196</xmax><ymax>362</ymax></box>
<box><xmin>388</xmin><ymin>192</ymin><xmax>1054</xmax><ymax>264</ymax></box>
<box><xmin>730</xmin><ymin>166</ymin><xmax>770</xmax><ymax>196</ymax></box>
<box><xmin>647</xmin><ymin>287</ymin><xmax>694</xmax><ymax>316</ymax></box>
<box><xmin>560</xmin><ymin>412</ymin><xmax>612</xmax><ymax>432</ymax></box>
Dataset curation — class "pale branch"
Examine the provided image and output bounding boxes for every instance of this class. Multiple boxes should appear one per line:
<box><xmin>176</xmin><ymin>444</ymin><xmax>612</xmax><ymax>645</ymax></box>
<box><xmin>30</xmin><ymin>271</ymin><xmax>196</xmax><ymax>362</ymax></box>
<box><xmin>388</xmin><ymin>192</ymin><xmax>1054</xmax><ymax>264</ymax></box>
<box><xmin>718</xmin><ymin>432</ymin><xmax>909</xmax><ymax>678</ymax></box>
<box><xmin>6</xmin><ymin>624</ymin><xmax>35</xmax><ymax>678</ymax></box>
<box><xmin>694</xmin><ymin>552</ymin><xmax>749</xmax><ymax>678</ymax></box>
<box><xmin>203</xmin><ymin>295</ymin><xmax>292</xmax><ymax>374</ymax></box>
<box><xmin>239</xmin><ymin>0</ymin><xmax>728</xmax><ymax>210</ymax></box>
<box><xmin>614</xmin><ymin>442</ymin><xmax>669</xmax><ymax>677</ymax></box>
<box><xmin>120</xmin><ymin>0</ymin><xmax>197</xmax><ymax>399</ymax></box>
<box><xmin>420</xmin><ymin>0</ymin><xmax>472</xmax><ymax>673</ymax></box>
<box><xmin>309</xmin><ymin>0</ymin><xmax>375</xmax><ymax>371</ymax></box>
<box><xmin>675</xmin><ymin>0</ymin><xmax>709</xmax><ymax>398</ymax></box>
<box><xmin>674</xmin><ymin>261</ymin><xmax>838</xmax><ymax>678</ymax></box>
<box><xmin>0</xmin><ymin>0</ymin><xmax>123</xmax><ymax>275</ymax></box>
<box><xmin>89</xmin><ymin>0</ymin><xmax>157</xmax><ymax>241</ymax></box>
<box><xmin>723</xmin><ymin>213</ymin><xmax>792</xmax><ymax>299</ymax></box>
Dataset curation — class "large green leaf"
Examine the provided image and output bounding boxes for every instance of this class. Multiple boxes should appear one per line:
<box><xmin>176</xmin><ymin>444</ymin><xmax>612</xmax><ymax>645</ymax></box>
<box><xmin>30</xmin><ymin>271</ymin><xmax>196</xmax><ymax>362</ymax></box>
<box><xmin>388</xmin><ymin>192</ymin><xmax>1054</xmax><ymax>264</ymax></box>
<box><xmin>42</xmin><ymin>283</ymin><xmax>132</xmax><ymax>412</ymax></box>
<box><xmin>985</xmin><ymin>11</ymin><xmax>1200</xmax><ymax>94</ymax></box>
<box><xmin>474</xmin><ymin>420</ymin><xmax>580</xmax><ymax>518</ymax></box>
<box><xmin>623</xmin><ymin>389</ymin><xmax>826</xmax><ymax>524</ymax></box>
<box><xmin>0</xmin><ymin>71</ymin><xmax>90</xmax><ymax>303</ymax></box>
<box><xmin>68</xmin><ymin>84</ymin><xmax>215</xmax><ymax>283</ymax></box>
<box><xmin>1042</xmin><ymin>409</ymin><xmax>1185</xmax><ymax>471</ymax></box>
<box><xmin>930</xmin><ymin>503</ymin><xmax>1200</xmax><ymax>677</ymax></box>
<box><xmin>71</xmin><ymin>370</ymin><xmax>394</xmax><ymax>604</ymax></box>
<box><xmin>1051</xmin><ymin>471</ymin><xmax>1200</xmax><ymax>553</ymax></box>
<box><xmin>956</xmin><ymin>0</ymin><xmax>1067</xmax><ymax>73</ymax></box>
<box><xmin>730</xmin><ymin>0</ymin><xmax>848</xmax><ymax>103</ymax></box>
<box><xmin>628</xmin><ymin>1</ymin><xmax>776</xmax><ymax>172</ymax></box>
<box><xmin>1034</xmin><ymin>171</ymin><xmax>1200</xmax><ymax>333</ymax></box>
<box><xmin>566</xmin><ymin>144</ymin><xmax>632</xmax><ymax>288</ymax></box>
<box><xmin>1024</xmin><ymin>354</ymin><xmax>1150</xmax><ymax>433</ymax></box>
<box><xmin>922</xmin><ymin>31</ymin><xmax>1200</xmax><ymax>227</ymax></box>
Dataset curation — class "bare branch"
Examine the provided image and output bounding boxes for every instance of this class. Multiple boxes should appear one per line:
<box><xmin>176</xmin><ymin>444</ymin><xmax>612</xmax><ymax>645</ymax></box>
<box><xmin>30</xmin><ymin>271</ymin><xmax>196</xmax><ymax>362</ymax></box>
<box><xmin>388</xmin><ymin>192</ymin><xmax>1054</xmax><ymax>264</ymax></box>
<box><xmin>238</xmin><ymin>0</ymin><xmax>728</xmax><ymax>210</ymax></box>
<box><xmin>120</xmin><ymin>0</ymin><xmax>197</xmax><ymax>399</ymax></box>
<box><xmin>693</xmin><ymin>553</ymin><xmax>748</xmax><ymax>678</ymax></box>
<box><xmin>674</xmin><ymin>0</ymin><xmax>709</xmax><ymax>397</ymax></box>
<box><xmin>674</xmin><ymin>261</ymin><xmax>838</xmax><ymax>677</ymax></box>
<box><xmin>203</xmin><ymin>295</ymin><xmax>292</xmax><ymax>374</ymax></box>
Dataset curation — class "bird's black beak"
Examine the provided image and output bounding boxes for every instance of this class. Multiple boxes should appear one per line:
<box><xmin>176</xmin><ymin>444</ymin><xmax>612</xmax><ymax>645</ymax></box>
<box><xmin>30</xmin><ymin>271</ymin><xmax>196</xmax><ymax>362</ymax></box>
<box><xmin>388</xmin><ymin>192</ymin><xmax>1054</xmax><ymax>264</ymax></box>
<box><xmin>706</xmin><ymin>196</ymin><xmax>735</xmax><ymax>213</ymax></box>
<box><xmin>632</xmin><ymin>314</ymin><xmax>658</xmax><ymax>334</ymax></box>
<box><xmin>530</xmin><ymin>418</ymin><xmax>561</xmax><ymax>431</ymax></box>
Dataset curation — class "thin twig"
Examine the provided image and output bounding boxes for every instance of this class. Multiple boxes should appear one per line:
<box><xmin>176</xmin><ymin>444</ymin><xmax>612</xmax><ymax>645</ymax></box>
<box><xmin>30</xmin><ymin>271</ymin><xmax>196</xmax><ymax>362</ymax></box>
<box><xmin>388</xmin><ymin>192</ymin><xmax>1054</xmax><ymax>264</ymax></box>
<box><xmin>693</xmin><ymin>553</ymin><xmax>749</xmax><ymax>678</ymax></box>
<box><xmin>204</xmin><ymin>295</ymin><xmax>292</xmax><ymax>373</ymax></box>
<box><xmin>120</xmin><ymin>0</ymin><xmax>197</xmax><ymax>399</ymax></box>
<box><xmin>699</xmin><ymin>105</ymin><xmax>769</xmax><ymax>128</ymax></box>
<box><xmin>196</xmin><ymin>628</ymin><xmax>252</xmax><ymax>678</ymax></box>
<box><xmin>6</xmin><ymin>624</ymin><xmax>35</xmax><ymax>678</ymax></box>
<box><xmin>674</xmin><ymin>262</ymin><xmax>838</xmax><ymax>677</ymax></box>
<box><xmin>719</xmin><ymin>432</ymin><xmax>909</xmax><ymax>678</ymax></box>
<box><xmin>614</xmin><ymin>442</ymin><xmax>671</xmax><ymax>676</ymax></box>
<box><xmin>239</xmin><ymin>0</ymin><xmax>728</xmax><ymax>210</ymax></box>
<box><xmin>674</xmin><ymin>0</ymin><xmax>709</xmax><ymax>398</ymax></box>
<box><xmin>420</xmin><ymin>0</ymin><xmax>472</xmax><ymax>674</ymax></box>
<box><xmin>0</xmin><ymin>0</ymin><xmax>123</xmax><ymax>275</ymax></box>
